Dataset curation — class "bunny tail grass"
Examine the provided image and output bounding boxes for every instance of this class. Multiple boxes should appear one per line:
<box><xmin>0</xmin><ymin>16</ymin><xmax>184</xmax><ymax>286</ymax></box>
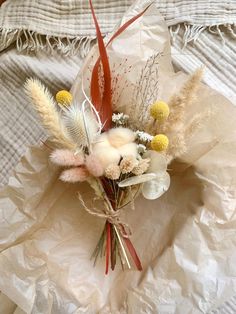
<box><xmin>50</xmin><ymin>149</ymin><xmax>84</xmax><ymax>166</ymax></box>
<box><xmin>24</xmin><ymin>78</ymin><xmax>76</xmax><ymax>150</ymax></box>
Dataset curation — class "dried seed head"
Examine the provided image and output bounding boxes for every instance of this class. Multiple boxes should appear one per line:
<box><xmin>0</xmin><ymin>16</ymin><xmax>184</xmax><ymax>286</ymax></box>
<box><xmin>105</xmin><ymin>164</ymin><xmax>121</xmax><ymax>180</ymax></box>
<box><xmin>120</xmin><ymin>155</ymin><xmax>138</xmax><ymax>174</ymax></box>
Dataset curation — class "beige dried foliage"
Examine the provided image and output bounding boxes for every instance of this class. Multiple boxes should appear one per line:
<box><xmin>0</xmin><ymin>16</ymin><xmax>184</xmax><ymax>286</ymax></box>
<box><xmin>25</xmin><ymin>78</ymin><xmax>76</xmax><ymax>150</ymax></box>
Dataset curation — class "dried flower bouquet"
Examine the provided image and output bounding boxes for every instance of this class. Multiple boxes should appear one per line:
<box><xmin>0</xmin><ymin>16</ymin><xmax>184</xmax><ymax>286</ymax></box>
<box><xmin>24</xmin><ymin>1</ymin><xmax>209</xmax><ymax>274</ymax></box>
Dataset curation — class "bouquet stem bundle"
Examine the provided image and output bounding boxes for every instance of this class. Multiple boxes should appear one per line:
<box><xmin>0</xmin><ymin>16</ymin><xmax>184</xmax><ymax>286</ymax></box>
<box><xmin>85</xmin><ymin>0</ymin><xmax>148</xmax><ymax>273</ymax></box>
<box><xmin>88</xmin><ymin>177</ymin><xmax>142</xmax><ymax>274</ymax></box>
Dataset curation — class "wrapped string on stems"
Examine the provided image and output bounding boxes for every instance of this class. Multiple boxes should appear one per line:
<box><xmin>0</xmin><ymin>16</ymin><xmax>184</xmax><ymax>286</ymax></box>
<box><xmin>80</xmin><ymin>70</ymin><xmax>142</xmax><ymax>272</ymax></box>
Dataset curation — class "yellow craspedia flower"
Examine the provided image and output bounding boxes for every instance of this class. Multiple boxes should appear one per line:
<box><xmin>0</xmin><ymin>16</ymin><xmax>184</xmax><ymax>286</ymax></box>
<box><xmin>151</xmin><ymin>134</ymin><xmax>169</xmax><ymax>152</ymax></box>
<box><xmin>56</xmin><ymin>90</ymin><xmax>72</xmax><ymax>106</ymax></box>
<box><xmin>150</xmin><ymin>101</ymin><xmax>169</xmax><ymax>121</ymax></box>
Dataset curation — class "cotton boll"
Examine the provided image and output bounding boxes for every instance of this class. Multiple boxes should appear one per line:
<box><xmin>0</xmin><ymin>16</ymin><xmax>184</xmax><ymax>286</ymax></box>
<box><xmin>60</xmin><ymin>167</ymin><xmax>89</xmax><ymax>183</ymax></box>
<box><xmin>93</xmin><ymin>133</ymin><xmax>111</xmax><ymax>151</ymax></box>
<box><xmin>108</xmin><ymin>127</ymin><xmax>135</xmax><ymax>148</ymax></box>
<box><xmin>93</xmin><ymin>146</ymin><xmax>121</xmax><ymax>170</ymax></box>
<box><xmin>118</xmin><ymin>143</ymin><xmax>138</xmax><ymax>158</ymax></box>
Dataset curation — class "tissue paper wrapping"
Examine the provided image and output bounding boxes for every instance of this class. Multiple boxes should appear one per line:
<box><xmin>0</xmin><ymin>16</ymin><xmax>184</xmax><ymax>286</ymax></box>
<box><xmin>1</xmin><ymin>1</ymin><xmax>236</xmax><ymax>313</ymax></box>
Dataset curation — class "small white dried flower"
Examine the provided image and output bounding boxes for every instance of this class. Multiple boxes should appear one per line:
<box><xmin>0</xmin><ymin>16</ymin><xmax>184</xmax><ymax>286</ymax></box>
<box><xmin>135</xmin><ymin>130</ymin><xmax>153</xmax><ymax>143</ymax></box>
<box><xmin>137</xmin><ymin>144</ymin><xmax>147</xmax><ymax>155</ymax></box>
<box><xmin>112</xmin><ymin>112</ymin><xmax>129</xmax><ymax>125</ymax></box>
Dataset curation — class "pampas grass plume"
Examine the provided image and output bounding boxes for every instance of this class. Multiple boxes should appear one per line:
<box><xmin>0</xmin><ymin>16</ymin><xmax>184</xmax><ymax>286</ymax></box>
<box><xmin>185</xmin><ymin>109</ymin><xmax>212</xmax><ymax>138</ymax></box>
<box><xmin>163</xmin><ymin>68</ymin><xmax>203</xmax><ymax>134</ymax></box>
<box><xmin>167</xmin><ymin>134</ymin><xmax>187</xmax><ymax>161</ymax></box>
<box><xmin>60</xmin><ymin>167</ymin><xmax>89</xmax><ymax>183</ymax></box>
<box><xmin>50</xmin><ymin>149</ymin><xmax>84</xmax><ymax>167</ymax></box>
<box><xmin>179</xmin><ymin>67</ymin><xmax>203</xmax><ymax>104</ymax></box>
<box><xmin>160</xmin><ymin>68</ymin><xmax>203</xmax><ymax>161</ymax></box>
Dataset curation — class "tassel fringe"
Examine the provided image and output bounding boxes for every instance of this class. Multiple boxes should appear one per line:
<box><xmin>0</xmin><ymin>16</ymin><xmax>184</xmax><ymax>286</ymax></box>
<box><xmin>0</xmin><ymin>28</ymin><xmax>97</xmax><ymax>57</ymax></box>
<box><xmin>170</xmin><ymin>23</ymin><xmax>236</xmax><ymax>47</ymax></box>
<box><xmin>1</xmin><ymin>22</ymin><xmax>236</xmax><ymax>56</ymax></box>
